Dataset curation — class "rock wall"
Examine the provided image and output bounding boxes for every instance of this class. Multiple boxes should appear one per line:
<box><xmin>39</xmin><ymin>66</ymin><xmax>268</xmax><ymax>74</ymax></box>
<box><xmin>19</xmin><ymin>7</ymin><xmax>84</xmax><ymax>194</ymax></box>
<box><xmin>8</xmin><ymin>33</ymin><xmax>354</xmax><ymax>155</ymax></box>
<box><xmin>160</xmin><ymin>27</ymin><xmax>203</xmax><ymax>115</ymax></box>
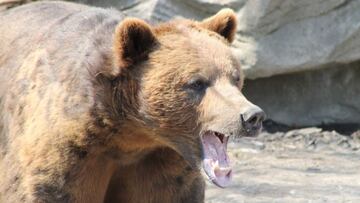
<box><xmin>243</xmin><ymin>62</ymin><xmax>360</xmax><ymax>127</ymax></box>
<box><xmin>236</xmin><ymin>0</ymin><xmax>360</xmax><ymax>79</ymax></box>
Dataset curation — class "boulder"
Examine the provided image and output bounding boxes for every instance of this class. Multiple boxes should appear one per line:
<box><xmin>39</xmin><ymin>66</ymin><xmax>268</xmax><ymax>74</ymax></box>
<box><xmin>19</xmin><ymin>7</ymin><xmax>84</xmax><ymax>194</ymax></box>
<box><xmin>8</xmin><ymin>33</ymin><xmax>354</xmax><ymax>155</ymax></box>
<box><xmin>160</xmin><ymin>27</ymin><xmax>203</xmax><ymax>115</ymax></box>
<box><xmin>236</xmin><ymin>0</ymin><xmax>360</xmax><ymax>79</ymax></box>
<box><xmin>243</xmin><ymin>61</ymin><xmax>360</xmax><ymax>126</ymax></box>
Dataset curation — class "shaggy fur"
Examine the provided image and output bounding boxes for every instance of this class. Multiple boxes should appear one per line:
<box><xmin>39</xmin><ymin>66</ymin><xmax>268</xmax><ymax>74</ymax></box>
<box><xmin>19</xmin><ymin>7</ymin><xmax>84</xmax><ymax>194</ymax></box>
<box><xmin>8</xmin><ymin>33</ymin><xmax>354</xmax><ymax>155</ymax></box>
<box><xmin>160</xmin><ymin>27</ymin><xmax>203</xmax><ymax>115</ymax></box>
<box><xmin>0</xmin><ymin>1</ymin><xmax>254</xmax><ymax>203</ymax></box>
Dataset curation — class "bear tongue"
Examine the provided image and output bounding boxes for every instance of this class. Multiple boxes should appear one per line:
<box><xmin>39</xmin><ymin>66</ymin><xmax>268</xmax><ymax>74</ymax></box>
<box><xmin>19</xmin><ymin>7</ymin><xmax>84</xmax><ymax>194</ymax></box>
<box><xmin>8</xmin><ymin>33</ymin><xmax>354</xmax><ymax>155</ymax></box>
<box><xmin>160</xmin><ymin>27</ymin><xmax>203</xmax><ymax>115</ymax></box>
<box><xmin>202</xmin><ymin>132</ymin><xmax>232</xmax><ymax>188</ymax></box>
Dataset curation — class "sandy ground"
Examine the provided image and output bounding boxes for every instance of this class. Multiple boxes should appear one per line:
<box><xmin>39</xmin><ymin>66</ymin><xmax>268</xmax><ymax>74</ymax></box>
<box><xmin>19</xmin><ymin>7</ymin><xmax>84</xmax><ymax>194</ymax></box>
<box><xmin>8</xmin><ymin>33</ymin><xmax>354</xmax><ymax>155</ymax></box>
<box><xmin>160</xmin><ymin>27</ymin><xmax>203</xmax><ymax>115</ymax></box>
<box><xmin>205</xmin><ymin>128</ymin><xmax>360</xmax><ymax>203</ymax></box>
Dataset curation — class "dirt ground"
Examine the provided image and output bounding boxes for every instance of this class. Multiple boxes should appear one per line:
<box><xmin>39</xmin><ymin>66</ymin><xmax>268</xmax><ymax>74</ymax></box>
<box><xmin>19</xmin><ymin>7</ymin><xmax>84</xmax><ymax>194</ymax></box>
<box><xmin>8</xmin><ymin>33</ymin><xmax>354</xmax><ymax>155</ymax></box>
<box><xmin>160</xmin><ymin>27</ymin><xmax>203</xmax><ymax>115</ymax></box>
<box><xmin>206</xmin><ymin>127</ymin><xmax>360</xmax><ymax>203</ymax></box>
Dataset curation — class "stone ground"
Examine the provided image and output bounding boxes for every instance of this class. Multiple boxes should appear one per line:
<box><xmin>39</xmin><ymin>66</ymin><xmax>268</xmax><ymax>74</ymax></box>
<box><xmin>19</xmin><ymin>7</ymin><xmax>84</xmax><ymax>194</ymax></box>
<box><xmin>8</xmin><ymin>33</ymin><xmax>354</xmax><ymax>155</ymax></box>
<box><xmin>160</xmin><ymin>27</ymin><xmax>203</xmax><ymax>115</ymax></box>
<box><xmin>205</xmin><ymin>127</ymin><xmax>360</xmax><ymax>203</ymax></box>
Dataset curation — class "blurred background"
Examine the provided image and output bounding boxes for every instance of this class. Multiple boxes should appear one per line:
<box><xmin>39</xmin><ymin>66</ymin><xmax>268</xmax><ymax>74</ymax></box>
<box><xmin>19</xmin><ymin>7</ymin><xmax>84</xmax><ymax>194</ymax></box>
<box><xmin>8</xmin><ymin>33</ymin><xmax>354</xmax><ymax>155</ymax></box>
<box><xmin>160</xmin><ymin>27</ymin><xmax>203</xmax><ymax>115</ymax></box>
<box><xmin>2</xmin><ymin>0</ymin><xmax>360</xmax><ymax>202</ymax></box>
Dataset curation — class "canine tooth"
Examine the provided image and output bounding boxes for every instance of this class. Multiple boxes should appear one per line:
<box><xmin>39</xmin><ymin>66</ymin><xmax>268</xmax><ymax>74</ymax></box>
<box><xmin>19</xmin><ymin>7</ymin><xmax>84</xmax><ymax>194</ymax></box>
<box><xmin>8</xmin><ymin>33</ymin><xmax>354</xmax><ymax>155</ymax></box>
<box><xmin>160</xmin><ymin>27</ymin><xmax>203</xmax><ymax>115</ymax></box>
<box><xmin>212</xmin><ymin>160</ymin><xmax>220</xmax><ymax>170</ymax></box>
<box><xmin>220</xmin><ymin>167</ymin><xmax>231</xmax><ymax>171</ymax></box>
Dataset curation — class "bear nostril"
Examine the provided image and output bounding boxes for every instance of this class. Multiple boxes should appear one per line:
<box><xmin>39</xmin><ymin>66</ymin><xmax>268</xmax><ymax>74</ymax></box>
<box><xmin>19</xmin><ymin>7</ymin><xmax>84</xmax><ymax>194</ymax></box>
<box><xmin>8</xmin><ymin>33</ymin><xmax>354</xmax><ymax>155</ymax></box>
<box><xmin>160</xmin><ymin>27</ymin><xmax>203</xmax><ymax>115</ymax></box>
<box><xmin>241</xmin><ymin>108</ymin><xmax>266</xmax><ymax>129</ymax></box>
<box><xmin>247</xmin><ymin>116</ymin><xmax>258</xmax><ymax>126</ymax></box>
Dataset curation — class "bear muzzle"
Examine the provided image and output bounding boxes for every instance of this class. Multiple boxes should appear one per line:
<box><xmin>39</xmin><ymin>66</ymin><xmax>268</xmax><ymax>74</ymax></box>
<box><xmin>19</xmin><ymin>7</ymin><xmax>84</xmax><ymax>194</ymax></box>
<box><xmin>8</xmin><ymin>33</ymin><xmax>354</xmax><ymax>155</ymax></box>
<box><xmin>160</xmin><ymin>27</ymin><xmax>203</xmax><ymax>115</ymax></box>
<box><xmin>200</xmin><ymin>106</ymin><xmax>265</xmax><ymax>188</ymax></box>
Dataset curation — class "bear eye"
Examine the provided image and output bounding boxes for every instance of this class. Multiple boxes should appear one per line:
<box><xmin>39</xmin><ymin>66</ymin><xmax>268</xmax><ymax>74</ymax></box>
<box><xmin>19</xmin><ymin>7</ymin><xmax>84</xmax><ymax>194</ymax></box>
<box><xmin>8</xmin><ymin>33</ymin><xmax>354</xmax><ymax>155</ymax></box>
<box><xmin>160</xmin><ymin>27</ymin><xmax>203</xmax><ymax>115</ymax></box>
<box><xmin>187</xmin><ymin>78</ymin><xmax>209</xmax><ymax>92</ymax></box>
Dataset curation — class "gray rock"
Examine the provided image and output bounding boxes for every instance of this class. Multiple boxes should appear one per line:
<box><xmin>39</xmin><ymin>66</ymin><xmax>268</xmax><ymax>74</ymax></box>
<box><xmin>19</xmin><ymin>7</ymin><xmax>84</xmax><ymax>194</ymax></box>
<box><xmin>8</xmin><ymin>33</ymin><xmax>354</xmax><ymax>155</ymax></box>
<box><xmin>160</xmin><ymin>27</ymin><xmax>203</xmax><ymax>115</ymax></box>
<box><xmin>243</xmin><ymin>61</ymin><xmax>360</xmax><ymax>126</ymax></box>
<box><xmin>76</xmin><ymin>0</ymin><xmax>248</xmax><ymax>20</ymax></box>
<box><xmin>236</xmin><ymin>0</ymin><xmax>360</xmax><ymax>79</ymax></box>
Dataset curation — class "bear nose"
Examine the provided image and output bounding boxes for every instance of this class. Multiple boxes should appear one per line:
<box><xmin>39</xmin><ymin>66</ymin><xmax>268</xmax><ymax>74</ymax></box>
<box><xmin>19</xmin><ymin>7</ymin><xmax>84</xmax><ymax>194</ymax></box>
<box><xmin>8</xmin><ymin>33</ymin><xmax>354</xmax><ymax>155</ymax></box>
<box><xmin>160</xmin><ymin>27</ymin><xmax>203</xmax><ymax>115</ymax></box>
<box><xmin>241</xmin><ymin>107</ymin><xmax>265</xmax><ymax>132</ymax></box>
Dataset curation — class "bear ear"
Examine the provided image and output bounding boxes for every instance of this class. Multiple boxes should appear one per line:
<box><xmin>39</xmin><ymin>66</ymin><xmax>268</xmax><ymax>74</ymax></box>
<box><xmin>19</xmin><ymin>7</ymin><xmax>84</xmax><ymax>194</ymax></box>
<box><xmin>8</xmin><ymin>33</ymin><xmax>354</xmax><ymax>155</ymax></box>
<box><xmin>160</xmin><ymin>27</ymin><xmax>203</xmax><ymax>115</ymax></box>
<box><xmin>199</xmin><ymin>8</ymin><xmax>237</xmax><ymax>43</ymax></box>
<box><xmin>113</xmin><ymin>18</ymin><xmax>157</xmax><ymax>69</ymax></box>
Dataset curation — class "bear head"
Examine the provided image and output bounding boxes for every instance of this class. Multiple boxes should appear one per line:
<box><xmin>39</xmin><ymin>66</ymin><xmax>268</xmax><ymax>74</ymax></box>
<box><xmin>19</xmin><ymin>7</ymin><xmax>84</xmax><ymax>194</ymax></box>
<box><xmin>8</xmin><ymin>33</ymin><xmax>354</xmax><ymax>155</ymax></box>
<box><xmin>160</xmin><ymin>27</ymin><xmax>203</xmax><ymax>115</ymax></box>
<box><xmin>106</xmin><ymin>9</ymin><xmax>265</xmax><ymax>188</ymax></box>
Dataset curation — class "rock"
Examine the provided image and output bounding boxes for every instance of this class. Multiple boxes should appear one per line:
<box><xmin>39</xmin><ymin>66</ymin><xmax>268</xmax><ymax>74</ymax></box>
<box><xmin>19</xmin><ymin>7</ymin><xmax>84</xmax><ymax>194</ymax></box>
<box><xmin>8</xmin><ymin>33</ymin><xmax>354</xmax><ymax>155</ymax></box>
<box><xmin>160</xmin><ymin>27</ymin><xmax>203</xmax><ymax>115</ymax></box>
<box><xmin>243</xmin><ymin>62</ymin><xmax>360</xmax><ymax>126</ymax></box>
<box><xmin>78</xmin><ymin>0</ymin><xmax>248</xmax><ymax>20</ymax></box>
<box><xmin>289</xmin><ymin>128</ymin><xmax>322</xmax><ymax>136</ymax></box>
<box><xmin>352</xmin><ymin>131</ymin><xmax>360</xmax><ymax>141</ymax></box>
<box><xmin>236</xmin><ymin>0</ymin><xmax>360</xmax><ymax>79</ymax></box>
<box><xmin>230</xmin><ymin>137</ymin><xmax>265</xmax><ymax>152</ymax></box>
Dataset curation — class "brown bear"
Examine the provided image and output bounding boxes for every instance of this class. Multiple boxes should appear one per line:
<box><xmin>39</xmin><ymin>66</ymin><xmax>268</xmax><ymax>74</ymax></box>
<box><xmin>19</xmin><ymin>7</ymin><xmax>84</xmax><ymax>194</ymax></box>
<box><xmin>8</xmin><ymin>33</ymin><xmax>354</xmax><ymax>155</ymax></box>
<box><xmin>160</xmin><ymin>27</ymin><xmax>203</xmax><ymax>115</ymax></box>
<box><xmin>0</xmin><ymin>1</ymin><xmax>265</xmax><ymax>203</ymax></box>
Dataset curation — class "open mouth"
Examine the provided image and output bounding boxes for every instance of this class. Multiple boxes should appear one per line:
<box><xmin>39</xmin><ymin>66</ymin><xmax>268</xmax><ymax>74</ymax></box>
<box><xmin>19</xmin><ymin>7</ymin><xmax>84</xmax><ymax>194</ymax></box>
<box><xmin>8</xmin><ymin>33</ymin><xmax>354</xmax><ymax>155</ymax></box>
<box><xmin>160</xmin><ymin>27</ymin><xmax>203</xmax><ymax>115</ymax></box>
<box><xmin>201</xmin><ymin>130</ymin><xmax>232</xmax><ymax>188</ymax></box>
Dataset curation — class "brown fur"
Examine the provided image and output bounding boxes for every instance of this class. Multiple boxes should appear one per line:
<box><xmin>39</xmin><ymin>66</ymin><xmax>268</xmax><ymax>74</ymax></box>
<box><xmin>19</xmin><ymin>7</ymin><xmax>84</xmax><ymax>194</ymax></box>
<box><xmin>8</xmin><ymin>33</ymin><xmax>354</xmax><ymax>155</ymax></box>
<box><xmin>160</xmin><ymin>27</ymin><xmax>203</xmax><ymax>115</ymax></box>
<box><xmin>199</xmin><ymin>8</ymin><xmax>237</xmax><ymax>43</ymax></box>
<box><xmin>0</xmin><ymin>1</ymin><xmax>258</xmax><ymax>203</ymax></box>
<box><xmin>113</xmin><ymin>18</ymin><xmax>157</xmax><ymax>70</ymax></box>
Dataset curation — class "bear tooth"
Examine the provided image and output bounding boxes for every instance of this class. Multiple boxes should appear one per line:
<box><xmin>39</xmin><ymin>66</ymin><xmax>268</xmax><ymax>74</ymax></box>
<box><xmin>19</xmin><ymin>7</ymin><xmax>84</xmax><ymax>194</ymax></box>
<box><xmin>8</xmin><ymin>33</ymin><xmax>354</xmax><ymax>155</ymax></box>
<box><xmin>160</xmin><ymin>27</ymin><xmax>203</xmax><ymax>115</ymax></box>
<box><xmin>213</xmin><ymin>160</ymin><xmax>220</xmax><ymax>169</ymax></box>
<box><xmin>220</xmin><ymin>167</ymin><xmax>231</xmax><ymax>171</ymax></box>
